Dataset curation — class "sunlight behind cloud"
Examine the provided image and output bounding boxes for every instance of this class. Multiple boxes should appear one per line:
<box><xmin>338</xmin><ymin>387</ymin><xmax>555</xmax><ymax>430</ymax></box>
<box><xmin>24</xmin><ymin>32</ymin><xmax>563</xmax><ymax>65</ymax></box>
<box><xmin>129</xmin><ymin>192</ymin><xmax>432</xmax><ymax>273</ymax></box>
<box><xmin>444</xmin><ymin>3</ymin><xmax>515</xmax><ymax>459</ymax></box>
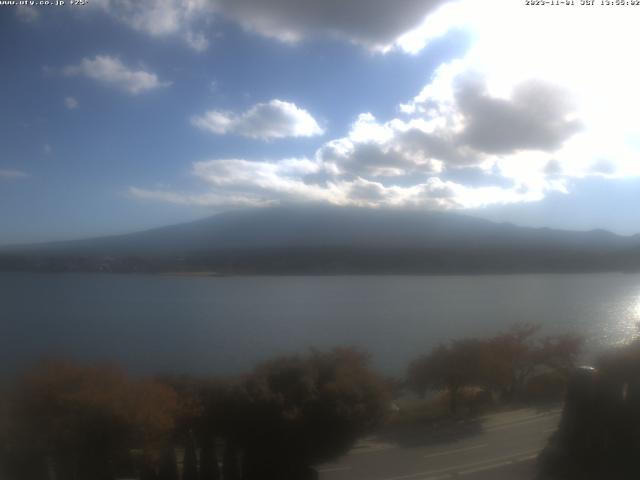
<box><xmin>115</xmin><ymin>1</ymin><xmax>640</xmax><ymax>211</ymax></box>
<box><xmin>406</xmin><ymin>0</ymin><xmax>640</xmax><ymax>179</ymax></box>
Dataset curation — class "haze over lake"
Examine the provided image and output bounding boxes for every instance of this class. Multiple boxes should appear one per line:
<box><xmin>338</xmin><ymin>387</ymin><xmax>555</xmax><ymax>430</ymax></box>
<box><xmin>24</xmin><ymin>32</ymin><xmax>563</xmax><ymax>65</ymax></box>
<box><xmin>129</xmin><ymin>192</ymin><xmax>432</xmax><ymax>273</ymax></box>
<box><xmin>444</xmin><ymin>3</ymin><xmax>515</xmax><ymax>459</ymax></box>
<box><xmin>2</xmin><ymin>272</ymin><xmax>639</xmax><ymax>379</ymax></box>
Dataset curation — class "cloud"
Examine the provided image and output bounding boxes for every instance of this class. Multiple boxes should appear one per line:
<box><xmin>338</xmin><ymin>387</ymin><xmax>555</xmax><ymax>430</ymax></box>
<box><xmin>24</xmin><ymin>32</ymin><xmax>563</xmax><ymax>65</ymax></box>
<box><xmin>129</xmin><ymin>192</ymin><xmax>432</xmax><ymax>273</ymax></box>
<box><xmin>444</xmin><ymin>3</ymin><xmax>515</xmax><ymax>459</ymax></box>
<box><xmin>453</xmin><ymin>77</ymin><xmax>582</xmax><ymax>155</ymax></box>
<box><xmin>129</xmin><ymin>157</ymin><xmax>343</xmax><ymax>207</ymax></box>
<box><xmin>130</xmin><ymin>0</ymin><xmax>640</xmax><ymax>212</ymax></box>
<box><xmin>397</xmin><ymin>0</ymin><xmax>640</xmax><ymax>183</ymax></box>
<box><xmin>62</xmin><ymin>55</ymin><xmax>170</xmax><ymax>95</ymax></box>
<box><xmin>64</xmin><ymin>96</ymin><xmax>79</xmax><ymax>110</ymax></box>
<box><xmin>191</xmin><ymin>100</ymin><xmax>324</xmax><ymax>140</ymax></box>
<box><xmin>130</xmin><ymin>106</ymin><xmax>550</xmax><ymax>211</ymax></box>
<box><xmin>318</xmin><ymin>114</ymin><xmax>447</xmax><ymax>178</ymax></box>
<box><xmin>16</xmin><ymin>6</ymin><xmax>39</xmax><ymax>23</ymax></box>
<box><xmin>400</xmin><ymin>67</ymin><xmax>582</xmax><ymax>156</ymax></box>
<box><xmin>215</xmin><ymin>0</ymin><xmax>452</xmax><ymax>51</ymax></box>
<box><xmin>134</xmin><ymin>71</ymin><xmax>573</xmax><ymax>211</ymax></box>
<box><xmin>89</xmin><ymin>0</ymin><xmax>456</xmax><ymax>53</ymax></box>
<box><xmin>129</xmin><ymin>187</ymin><xmax>272</xmax><ymax>208</ymax></box>
<box><xmin>130</xmin><ymin>155</ymin><xmax>541</xmax><ymax>210</ymax></box>
<box><xmin>43</xmin><ymin>144</ymin><xmax>52</xmax><ymax>155</ymax></box>
<box><xmin>92</xmin><ymin>0</ymin><xmax>212</xmax><ymax>51</ymax></box>
<box><xmin>0</xmin><ymin>169</ymin><xmax>28</xmax><ymax>180</ymax></box>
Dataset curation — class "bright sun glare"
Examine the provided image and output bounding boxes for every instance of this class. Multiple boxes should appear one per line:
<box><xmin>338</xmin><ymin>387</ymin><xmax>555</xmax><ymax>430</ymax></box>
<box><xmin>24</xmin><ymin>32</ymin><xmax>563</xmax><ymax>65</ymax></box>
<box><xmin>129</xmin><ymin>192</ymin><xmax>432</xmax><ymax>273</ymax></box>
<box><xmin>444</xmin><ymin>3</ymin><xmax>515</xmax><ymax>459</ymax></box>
<box><xmin>398</xmin><ymin>0</ymin><xmax>640</xmax><ymax>207</ymax></box>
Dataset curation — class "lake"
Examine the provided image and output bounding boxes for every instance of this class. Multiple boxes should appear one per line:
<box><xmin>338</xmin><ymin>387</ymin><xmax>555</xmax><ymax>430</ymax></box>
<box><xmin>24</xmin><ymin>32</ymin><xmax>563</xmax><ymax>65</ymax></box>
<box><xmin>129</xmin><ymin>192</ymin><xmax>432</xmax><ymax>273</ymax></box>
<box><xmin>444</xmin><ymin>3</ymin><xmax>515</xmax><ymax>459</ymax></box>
<box><xmin>2</xmin><ymin>272</ymin><xmax>640</xmax><ymax>378</ymax></box>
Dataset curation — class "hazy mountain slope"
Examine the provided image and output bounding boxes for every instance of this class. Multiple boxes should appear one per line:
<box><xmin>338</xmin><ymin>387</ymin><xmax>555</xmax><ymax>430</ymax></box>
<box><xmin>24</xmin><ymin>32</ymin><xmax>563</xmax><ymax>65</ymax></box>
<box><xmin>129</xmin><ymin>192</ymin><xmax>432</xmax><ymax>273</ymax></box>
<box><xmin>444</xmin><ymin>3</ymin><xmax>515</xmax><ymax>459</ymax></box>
<box><xmin>3</xmin><ymin>206</ymin><xmax>636</xmax><ymax>254</ymax></box>
<box><xmin>2</xmin><ymin>206</ymin><xmax>639</xmax><ymax>273</ymax></box>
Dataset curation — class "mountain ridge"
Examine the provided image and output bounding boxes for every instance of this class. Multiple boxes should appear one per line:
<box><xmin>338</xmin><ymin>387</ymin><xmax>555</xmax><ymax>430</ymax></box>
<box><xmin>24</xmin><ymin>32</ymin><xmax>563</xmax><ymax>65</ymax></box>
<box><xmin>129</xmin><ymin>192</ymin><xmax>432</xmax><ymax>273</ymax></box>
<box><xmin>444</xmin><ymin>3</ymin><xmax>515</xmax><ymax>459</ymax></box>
<box><xmin>2</xmin><ymin>206</ymin><xmax>639</xmax><ymax>274</ymax></box>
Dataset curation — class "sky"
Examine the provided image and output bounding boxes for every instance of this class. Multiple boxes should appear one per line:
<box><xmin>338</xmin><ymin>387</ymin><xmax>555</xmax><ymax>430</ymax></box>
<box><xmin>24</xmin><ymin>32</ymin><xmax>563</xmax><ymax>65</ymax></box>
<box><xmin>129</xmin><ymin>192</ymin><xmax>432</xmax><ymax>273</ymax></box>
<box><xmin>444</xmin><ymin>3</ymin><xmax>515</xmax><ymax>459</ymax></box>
<box><xmin>2</xmin><ymin>0</ymin><xmax>640</xmax><ymax>245</ymax></box>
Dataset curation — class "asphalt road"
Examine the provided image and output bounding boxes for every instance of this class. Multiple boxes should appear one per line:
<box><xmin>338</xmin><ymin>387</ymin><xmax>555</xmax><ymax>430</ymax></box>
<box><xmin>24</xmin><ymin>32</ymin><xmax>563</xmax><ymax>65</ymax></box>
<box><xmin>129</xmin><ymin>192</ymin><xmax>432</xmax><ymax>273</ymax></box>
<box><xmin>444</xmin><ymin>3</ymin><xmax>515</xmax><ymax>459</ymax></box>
<box><xmin>317</xmin><ymin>406</ymin><xmax>561</xmax><ymax>480</ymax></box>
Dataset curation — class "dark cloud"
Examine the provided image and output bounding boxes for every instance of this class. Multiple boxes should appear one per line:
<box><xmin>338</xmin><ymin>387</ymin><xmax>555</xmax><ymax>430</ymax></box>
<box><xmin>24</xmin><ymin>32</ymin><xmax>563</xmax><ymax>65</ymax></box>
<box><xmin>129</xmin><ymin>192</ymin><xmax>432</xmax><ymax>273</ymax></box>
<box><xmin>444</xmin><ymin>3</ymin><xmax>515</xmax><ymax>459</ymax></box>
<box><xmin>544</xmin><ymin>159</ymin><xmax>563</xmax><ymax>175</ymax></box>
<box><xmin>319</xmin><ymin>138</ymin><xmax>440</xmax><ymax>178</ymax></box>
<box><xmin>216</xmin><ymin>0</ymin><xmax>451</xmax><ymax>49</ymax></box>
<box><xmin>399</xmin><ymin>128</ymin><xmax>477</xmax><ymax>165</ymax></box>
<box><xmin>455</xmin><ymin>77</ymin><xmax>582</xmax><ymax>154</ymax></box>
<box><xmin>347</xmin><ymin>179</ymin><xmax>387</xmax><ymax>201</ymax></box>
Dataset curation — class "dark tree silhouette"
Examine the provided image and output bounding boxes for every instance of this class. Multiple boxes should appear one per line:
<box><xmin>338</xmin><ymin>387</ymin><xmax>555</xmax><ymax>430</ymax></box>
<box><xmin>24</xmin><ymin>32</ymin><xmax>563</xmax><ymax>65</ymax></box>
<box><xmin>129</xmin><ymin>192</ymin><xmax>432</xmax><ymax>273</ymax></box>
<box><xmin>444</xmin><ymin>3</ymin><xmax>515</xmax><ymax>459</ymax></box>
<box><xmin>228</xmin><ymin>347</ymin><xmax>390</xmax><ymax>480</ymax></box>
<box><xmin>157</xmin><ymin>447</ymin><xmax>179</xmax><ymax>480</ymax></box>
<box><xmin>539</xmin><ymin>338</ymin><xmax>640</xmax><ymax>479</ymax></box>
<box><xmin>182</xmin><ymin>434</ymin><xmax>198</xmax><ymax>480</ymax></box>
<box><xmin>222</xmin><ymin>441</ymin><xmax>239</xmax><ymax>480</ymax></box>
<box><xmin>407</xmin><ymin>339</ymin><xmax>487</xmax><ymax>413</ymax></box>
<box><xmin>408</xmin><ymin>324</ymin><xmax>583</xmax><ymax>411</ymax></box>
<box><xmin>5</xmin><ymin>359</ymin><xmax>179</xmax><ymax>480</ymax></box>
<box><xmin>198</xmin><ymin>436</ymin><xmax>219</xmax><ymax>480</ymax></box>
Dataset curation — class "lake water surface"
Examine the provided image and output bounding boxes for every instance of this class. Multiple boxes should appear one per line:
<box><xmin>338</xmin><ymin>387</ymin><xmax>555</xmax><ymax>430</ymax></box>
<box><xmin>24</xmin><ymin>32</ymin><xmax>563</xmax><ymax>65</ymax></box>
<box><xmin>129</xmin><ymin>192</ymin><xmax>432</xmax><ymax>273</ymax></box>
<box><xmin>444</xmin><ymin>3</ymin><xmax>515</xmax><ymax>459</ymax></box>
<box><xmin>2</xmin><ymin>272</ymin><xmax>640</xmax><ymax>378</ymax></box>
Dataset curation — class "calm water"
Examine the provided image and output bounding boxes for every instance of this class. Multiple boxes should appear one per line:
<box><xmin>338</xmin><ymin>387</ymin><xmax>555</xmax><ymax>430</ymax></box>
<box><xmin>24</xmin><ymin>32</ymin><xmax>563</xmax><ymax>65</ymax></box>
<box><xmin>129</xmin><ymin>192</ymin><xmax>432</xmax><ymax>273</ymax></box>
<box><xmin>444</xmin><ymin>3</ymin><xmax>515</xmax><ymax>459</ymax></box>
<box><xmin>2</xmin><ymin>272</ymin><xmax>640</xmax><ymax>378</ymax></box>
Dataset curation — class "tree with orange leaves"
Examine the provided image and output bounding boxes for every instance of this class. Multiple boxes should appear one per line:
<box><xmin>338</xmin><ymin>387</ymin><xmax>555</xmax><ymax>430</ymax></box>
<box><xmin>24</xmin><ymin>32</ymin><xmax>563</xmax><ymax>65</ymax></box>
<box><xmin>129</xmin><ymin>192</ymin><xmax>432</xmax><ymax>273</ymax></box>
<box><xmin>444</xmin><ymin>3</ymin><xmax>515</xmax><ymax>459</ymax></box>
<box><xmin>5</xmin><ymin>359</ymin><xmax>179</xmax><ymax>480</ymax></box>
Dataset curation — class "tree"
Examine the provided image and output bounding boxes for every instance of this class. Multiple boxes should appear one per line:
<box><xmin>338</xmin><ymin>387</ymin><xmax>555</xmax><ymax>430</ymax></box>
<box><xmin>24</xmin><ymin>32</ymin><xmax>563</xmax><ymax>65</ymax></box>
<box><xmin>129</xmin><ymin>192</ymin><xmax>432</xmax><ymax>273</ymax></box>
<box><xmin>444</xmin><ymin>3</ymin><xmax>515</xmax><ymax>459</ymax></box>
<box><xmin>198</xmin><ymin>435</ymin><xmax>219</xmax><ymax>480</ymax></box>
<box><xmin>537</xmin><ymin>333</ymin><xmax>584</xmax><ymax>376</ymax></box>
<box><xmin>222</xmin><ymin>441</ymin><xmax>239</xmax><ymax>480</ymax></box>
<box><xmin>156</xmin><ymin>447</ymin><xmax>178</xmax><ymax>480</ymax></box>
<box><xmin>226</xmin><ymin>347</ymin><xmax>390</xmax><ymax>480</ymax></box>
<box><xmin>6</xmin><ymin>359</ymin><xmax>179</xmax><ymax>480</ymax></box>
<box><xmin>182</xmin><ymin>434</ymin><xmax>198</xmax><ymax>480</ymax></box>
<box><xmin>539</xmin><ymin>339</ymin><xmax>640</xmax><ymax>479</ymax></box>
<box><xmin>407</xmin><ymin>324</ymin><xmax>584</xmax><ymax>409</ymax></box>
<box><xmin>485</xmin><ymin>323</ymin><xmax>541</xmax><ymax>399</ymax></box>
<box><xmin>407</xmin><ymin>339</ymin><xmax>488</xmax><ymax>413</ymax></box>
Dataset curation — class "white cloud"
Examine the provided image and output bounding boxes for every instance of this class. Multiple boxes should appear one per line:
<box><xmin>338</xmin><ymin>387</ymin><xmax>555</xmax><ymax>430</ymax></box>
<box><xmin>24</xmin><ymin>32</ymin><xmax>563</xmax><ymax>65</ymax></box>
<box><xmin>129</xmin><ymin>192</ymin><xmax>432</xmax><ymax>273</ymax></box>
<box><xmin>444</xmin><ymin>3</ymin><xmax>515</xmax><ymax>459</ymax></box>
<box><xmin>130</xmin><ymin>103</ymin><xmax>552</xmax><ymax>210</ymax></box>
<box><xmin>92</xmin><ymin>0</ymin><xmax>212</xmax><ymax>51</ymax></box>
<box><xmin>318</xmin><ymin>114</ymin><xmax>447</xmax><ymax>178</ymax></box>
<box><xmin>16</xmin><ymin>6</ymin><xmax>39</xmax><ymax>23</ymax></box>
<box><xmin>129</xmin><ymin>155</ymin><xmax>541</xmax><ymax>210</ymax></box>
<box><xmin>397</xmin><ymin>0</ymin><xmax>640</xmax><ymax>184</ymax></box>
<box><xmin>130</xmin><ymin>0</ymin><xmax>640</xmax><ymax>212</ymax></box>
<box><xmin>129</xmin><ymin>157</ymin><xmax>344</xmax><ymax>207</ymax></box>
<box><xmin>64</xmin><ymin>96</ymin><xmax>79</xmax><ymax>110</ymax></box>
<box><xmin>129</xmin><ymin>187</ymin><xmax>272</xmax><ymax>208</ymax></box>
<box><xmin>0</xmin><ymin>169</ymin><xmax>28</xmax><ymax>180</ymax></box>
<box><xmin>63</xmin><ymin>55</ymin><xmax>170</xmax><ymax>95</ymax></box>
<box><xmin>191</xmin><ymin>100</ymin><xmax>324</xmax><ymax>140</ymax></box>
<box><xmin>43</xmin><ymin>144</ymin><xmax>52</xmax><ymax>155</ymax></box>
<box><xmin>184</xmin><ymin>30</ymin><xmax>210</xmax><ymax>52</ymax></box>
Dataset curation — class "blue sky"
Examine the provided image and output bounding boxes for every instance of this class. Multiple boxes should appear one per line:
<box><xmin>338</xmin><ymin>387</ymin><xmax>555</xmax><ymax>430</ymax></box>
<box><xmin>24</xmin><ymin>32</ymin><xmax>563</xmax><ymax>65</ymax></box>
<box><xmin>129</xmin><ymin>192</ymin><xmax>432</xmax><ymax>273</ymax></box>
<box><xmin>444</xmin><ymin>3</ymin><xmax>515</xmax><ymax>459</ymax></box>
<box><xmin>1</xmin><ymin>1</ymin><xmax>640</xmax><ymax>245</ymax></box>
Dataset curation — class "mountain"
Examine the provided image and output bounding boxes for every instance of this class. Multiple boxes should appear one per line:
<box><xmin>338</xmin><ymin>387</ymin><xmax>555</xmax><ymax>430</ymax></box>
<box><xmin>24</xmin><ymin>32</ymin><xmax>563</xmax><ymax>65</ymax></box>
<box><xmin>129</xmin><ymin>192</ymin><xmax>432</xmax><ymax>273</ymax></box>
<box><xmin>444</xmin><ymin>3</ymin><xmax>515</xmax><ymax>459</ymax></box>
<box><xmin>2</xmin><ymin>206</ymin><xmax>640</xmax><ymax>274</ymax></box>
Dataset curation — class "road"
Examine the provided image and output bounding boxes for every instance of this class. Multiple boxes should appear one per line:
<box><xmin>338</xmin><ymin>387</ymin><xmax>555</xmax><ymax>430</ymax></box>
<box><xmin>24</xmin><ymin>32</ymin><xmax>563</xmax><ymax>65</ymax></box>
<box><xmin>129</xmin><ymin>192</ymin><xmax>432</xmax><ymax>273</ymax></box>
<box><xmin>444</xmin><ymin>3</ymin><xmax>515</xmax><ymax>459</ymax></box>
<box><xmin>317</xmin><ymin>406</ymin><xmax>561</xmax><ymax>480</ymax></box>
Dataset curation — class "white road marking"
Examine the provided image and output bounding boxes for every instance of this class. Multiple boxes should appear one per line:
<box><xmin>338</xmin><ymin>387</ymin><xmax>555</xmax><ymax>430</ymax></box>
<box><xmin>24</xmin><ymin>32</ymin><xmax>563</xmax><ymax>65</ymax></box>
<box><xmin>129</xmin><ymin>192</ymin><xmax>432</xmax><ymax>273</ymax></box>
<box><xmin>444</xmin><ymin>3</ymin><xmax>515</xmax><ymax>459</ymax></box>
<box><xmin>379</xmin><ymin>448</ymin><xmax>540</xmax><ymax>480</ymax></box>
<box><xmin>423</xmin><ymin>444</ymin><xmax>487</xmax><ymax>459</ymax></box>
<box><xmin>486</xmin><ymin>413</ymin><xmax>560</xmax><ymax>432</ymax></box>
<box><xmin>349</xmin><ymin>444</ymin><xmax>396</xmax><ymax>456</ymax></box>
<box><xmin>518</xmin><ymin>454</ymin><xmax>539</xmax><ymax>461</ymax></box>
<box><xmin>458</xmin><ymin>452</ymin><xmax>540</xmax><ymax>476</ymax></box>
<box><xmin>317</xmin><ymin>466</ymin><xmax>352</xmax><ymax>473</ymax></box>
<box><xmin>481</xmin><ymin>408</ymin><xmax>561</xmax><ymax>426</ymax></box>
<box><xmin>420</xmin><ymin>475</ymin><xmax>451</xmax><ymax>480</ymax></box>
<box><xmin>458</xmin><ymin>459</ymin><xmax>514</xmax><ymax>475</ymax></box>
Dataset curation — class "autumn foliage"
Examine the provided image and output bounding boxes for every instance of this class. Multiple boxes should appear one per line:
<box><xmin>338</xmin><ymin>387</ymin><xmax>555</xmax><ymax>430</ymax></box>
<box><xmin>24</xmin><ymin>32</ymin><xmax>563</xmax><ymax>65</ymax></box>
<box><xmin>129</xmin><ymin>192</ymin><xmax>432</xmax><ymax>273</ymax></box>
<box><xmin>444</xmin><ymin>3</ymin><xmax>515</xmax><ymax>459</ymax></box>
<box><xmin>0</xmin><ymin>348</ymin><xmax>390</xmax><ymax>480</ymax></box>
<box><xmin>1</xmin><ymin>360</ymin><xmax>178</xmax><ymax>480</ymax></box>
<box><xmin>407</xmin><ymin>324</ymin><xmax>583</xmax><ymax>413</ymax></box>
<box><xmin>0</xmin><ymin>327</ymin><xmax>583</xmax><ymax>480</ymax></box>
